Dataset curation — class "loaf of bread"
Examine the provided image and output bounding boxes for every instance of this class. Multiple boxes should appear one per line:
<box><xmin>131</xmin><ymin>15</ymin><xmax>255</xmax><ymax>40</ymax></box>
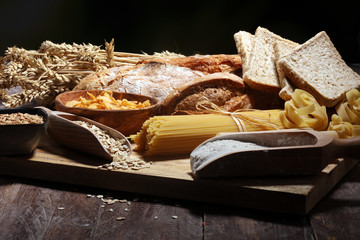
<box><xmin>161</xmin><ymin>72</ymin><xmax>254</xmax><ymax>115</ymax></box>
<box><xmin>74</xmin><ymin>61</ymin><xmax>205</xmax><ymax>101</ymax></box>
<box><xmin>277</xmin><ymin>31</ymin><xmax>360</xmax><ymax>107</ymax></box>
<box><xmin>234</xmin><ymin>27</ymin><xmax>298</xmax><ymax>94</ymax></box>
<box><xmin>137</xmin><ymin>54</ymin><xmax>242</xmax><ymax>74</ymax></box>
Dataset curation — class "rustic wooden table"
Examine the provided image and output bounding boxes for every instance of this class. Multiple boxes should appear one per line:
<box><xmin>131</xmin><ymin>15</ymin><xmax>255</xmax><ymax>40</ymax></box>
<box><xmin>1</xmin><ymin>64</ymin><xmax>359</xmax><ymax>239</ymax></box>
<box><xmin>0</xmin><ymin>160</ymin><xmax>359</xmax><ymax>240</ymax></box>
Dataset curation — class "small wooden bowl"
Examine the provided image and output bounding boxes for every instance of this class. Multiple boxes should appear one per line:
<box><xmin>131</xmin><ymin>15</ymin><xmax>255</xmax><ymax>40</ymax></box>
<box><xmin>0</xmin><ymin>107</ymin><xmax>48</xmax><ymax>155</ymax></box>
<box><xmin>54</xmin><ymin>90</ymin><xmax>161</xmax><ymax>136</ymax></box>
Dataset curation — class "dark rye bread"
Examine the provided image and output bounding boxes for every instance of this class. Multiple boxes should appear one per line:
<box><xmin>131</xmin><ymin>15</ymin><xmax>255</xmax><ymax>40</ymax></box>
<box><xmin>160</xmin><ymin>72</ymin><xmax>254</xmax><ymax>115</ymax></box>
<box><xmin>277</xmin><ymin>31</ymin><xmax>360</xmax><ymax>107</ymax></box>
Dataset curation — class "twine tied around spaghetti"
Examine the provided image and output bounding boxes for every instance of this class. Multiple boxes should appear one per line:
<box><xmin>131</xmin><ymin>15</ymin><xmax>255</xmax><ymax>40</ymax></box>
<box><xmin>195</xmin><ymin>96</ymin><xmax>280</xmax><ymax>132</ymax></box>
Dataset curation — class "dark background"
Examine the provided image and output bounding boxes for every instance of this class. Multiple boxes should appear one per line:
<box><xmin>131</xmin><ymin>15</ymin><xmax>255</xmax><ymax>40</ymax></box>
<box><xmin>1</xmin><ymin>0</ymin><xmax>359</xmax><ymax>63</ymax></box>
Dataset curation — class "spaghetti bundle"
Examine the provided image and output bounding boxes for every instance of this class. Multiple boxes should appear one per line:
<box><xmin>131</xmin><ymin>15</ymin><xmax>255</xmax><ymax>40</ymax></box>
<box><xmin>131</xmin><ymin>110</ymin><xmax>283</xmax><ymax>156</ymax></box>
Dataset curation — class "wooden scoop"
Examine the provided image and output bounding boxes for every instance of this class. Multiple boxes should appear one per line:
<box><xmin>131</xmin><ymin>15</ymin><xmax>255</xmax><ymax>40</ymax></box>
<box><xmin>190</xmin><ymin>129</ymin><xmax>360</xmax><ymax>178</ymax></box>
<box><xmin>46</xmin><ymin>109</ymin><xmax>132</xmax><ymax>161</ymax></box>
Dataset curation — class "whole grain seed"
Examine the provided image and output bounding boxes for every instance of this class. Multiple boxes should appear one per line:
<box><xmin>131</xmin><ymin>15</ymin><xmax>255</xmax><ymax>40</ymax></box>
<box><xmin>72</xmin><ymin>120</ymin><xmax>151</xmax><ymax>171</ymax></box>
<box><xmin>0</xmin><ymin>112</ymin><xmax>44</xmax><ymax>125</ymax></box>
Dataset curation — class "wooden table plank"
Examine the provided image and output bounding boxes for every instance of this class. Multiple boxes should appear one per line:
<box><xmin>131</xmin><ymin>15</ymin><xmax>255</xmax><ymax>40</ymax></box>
<box><xmin>0</xmin><ymin>176</ymin><xmax>204</xmax><ymax>240</ymax></box>
<box><xmin>0</xmin><ymin>177</ymin><xmax>101</xmax><ymax>239</ymax></box>
<box><xmin>310</xmin><ymin>163</ymin><xmax>360</xmax><ymax>240</ymax></box>
<box><xmin>2</xmin><ymin>170</ymin><xmax>360</xmax><ymax>240</ymax></box>
<box><xmin>203</xmin><ymin>205</ymin><xmax>314</xmax><ymax>240</ymax></box>
<box><xmin>92</xmin><ymin>196</ymin><xmax>203</xmax><ymax>239</ymax></box>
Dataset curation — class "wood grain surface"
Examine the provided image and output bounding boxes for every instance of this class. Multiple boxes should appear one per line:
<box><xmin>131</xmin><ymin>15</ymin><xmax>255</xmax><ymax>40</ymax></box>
<box><xmin>0</xmin><ymin>133</ymin><xmax>358</xmax><ymax>215</ymax></box>
<box><xmin>1</xmin><ymin>164</ymin><xmax>360</xmax><ymax>239</ymax></box>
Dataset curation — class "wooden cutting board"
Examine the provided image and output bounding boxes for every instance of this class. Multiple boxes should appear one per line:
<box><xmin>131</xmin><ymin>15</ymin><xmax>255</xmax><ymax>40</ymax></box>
<box><xmin>0</xmin><ymin>134</ymin><xmax>357</xmax><ymax>215</ymax></box>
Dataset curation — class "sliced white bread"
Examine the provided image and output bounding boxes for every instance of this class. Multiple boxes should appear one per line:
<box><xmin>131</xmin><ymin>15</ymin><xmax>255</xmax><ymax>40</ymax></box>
<box><xmin>233</xmin><ymin>30</ymin><xmax>254</xmax><ymax>80</ymax></box>
<box><xmin>273</xmin><ymin>40</ymin><xmax>300</xmax><ymax>101</ymax></box>
<box><xmin>234</xmin><ymin>27</ymin><xmax>298</xmax><ymax>94</ymax></box>
<box><xmin>277</xmin><ymin>31</ymin><xmax>360</xmax><ymax>107</ymax></box>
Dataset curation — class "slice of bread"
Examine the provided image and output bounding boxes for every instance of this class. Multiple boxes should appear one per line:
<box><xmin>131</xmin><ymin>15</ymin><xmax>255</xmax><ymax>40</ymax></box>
<box><xmin>234</xmin><ymin>27</ymin><xmax>298</xmax><ymax>94</ymax></box>
<box><xmin>233</xmin><ymin>30</ymin><xmax>254</xmax><ymax>80</ymax></box>
<box><xmin>277</xmin><ymin>31</ymin><xmax>360</xmax><ymax>107</ymax></box>
<box><xmin>274</xmin><ymin>40</ymin><xmax>300</xmax><ymax>101</ymax></box>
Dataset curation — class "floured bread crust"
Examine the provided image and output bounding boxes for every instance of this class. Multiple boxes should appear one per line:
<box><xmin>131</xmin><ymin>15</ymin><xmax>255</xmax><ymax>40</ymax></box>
<box><xmin>74</xmin><ymin>62</ymin><xmax>205</xmax><ymax>101</ymax></box>
<box><xmin>138</xmin><ymin>54</ymin><xmax>242</xmax><ymax>74</ymax></box>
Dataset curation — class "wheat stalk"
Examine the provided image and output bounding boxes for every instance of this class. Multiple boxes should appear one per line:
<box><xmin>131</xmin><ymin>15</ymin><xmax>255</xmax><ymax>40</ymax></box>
<box><xmin>0</xmin><ymin>40</ymin><xmax>184</xmax><ymax>108</ymax></box>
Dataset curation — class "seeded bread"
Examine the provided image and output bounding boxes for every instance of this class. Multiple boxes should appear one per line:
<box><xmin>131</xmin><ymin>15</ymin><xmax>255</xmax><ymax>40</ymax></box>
<box><xmin>277</xmin><ymin>31</ymin><xmax>360</xmax><ymax>107</ymax></box>
<box><xmin>234</xmin><ymin>27</ymin><xmax>298</xmax><ymax>94</ymax></box>
<box><xmin>273</xmin><ymin>40</ymin><xmax>300</xmax><ymax>101</ymax></box>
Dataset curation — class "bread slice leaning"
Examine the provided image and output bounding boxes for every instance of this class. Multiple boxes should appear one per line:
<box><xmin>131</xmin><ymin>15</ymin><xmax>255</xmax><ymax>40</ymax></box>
<box><xmin>277</xmin><ymin>31</ymin><xmax>360</xmax><ymax>107</ymax></box>
<box><xmin>274</xmin><ymin>40</ymin><xmax>300</xmax><ymax>101</ymax></box>
<box><xmin>234</xmin><ymin>27</ymin><xmax>298</xmax><ymax>94</ymax></box>
<box><xmin>234</xmin><ymin>30</ymin><xmax>254</xmax><ymax>80</ymax></box>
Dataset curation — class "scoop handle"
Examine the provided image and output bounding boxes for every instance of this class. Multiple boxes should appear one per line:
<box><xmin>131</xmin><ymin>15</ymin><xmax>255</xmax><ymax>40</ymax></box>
<box><xmin>332</xmin><ymin>136</ymin><xmax>360</xmax><ymax>157</ymax></box>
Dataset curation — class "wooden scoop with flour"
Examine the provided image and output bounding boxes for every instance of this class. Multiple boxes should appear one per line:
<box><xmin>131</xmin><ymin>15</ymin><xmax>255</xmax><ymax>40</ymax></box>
<box><xmin>190</xmin><ymin>129</ymin><xmax>359</xmax><ymax>178</ymax></box>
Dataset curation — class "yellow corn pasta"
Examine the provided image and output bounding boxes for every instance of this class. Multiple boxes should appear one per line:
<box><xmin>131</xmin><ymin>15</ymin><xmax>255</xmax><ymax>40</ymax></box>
<box><xmin>65</xmin><ymin>91</ymin><xmax>151</xmax><ymax>110</ymax></box>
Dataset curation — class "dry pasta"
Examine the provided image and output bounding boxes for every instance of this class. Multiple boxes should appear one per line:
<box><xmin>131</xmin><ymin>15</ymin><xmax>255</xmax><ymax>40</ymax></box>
<box><xmin>131</xmin><ymin>110</ymin><xmax>284</xmax><ymax>156</ymax></box>
<box><xmin>328</xmin><ymin>114</ymin><xmax>360</xmax><ymax>139</ymax></box>
<box><xmin>65</xmin><ymin>90</ymin><xmax>151</xmax><ymax>110</ymax></box>
<box><xmin>280</xmin><ymin>89</ymin><xmax>328</xmax><ymax>131</ymax></box>
<box><xmin>335</xmin><ymin>88</ymin><xmax>360</xmax><ymax>124</ymax></box>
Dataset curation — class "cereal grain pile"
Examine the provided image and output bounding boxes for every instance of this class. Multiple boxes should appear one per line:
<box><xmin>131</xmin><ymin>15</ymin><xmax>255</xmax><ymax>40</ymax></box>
<box><xmin>74</xmin><ymin>120</ymin><xmax>152</xmax><ymax>171</ymax></box>
<box><xmin>0</xmin><ymin>112</ymin><xmax>44</xmax><ymax>125</ymax></box>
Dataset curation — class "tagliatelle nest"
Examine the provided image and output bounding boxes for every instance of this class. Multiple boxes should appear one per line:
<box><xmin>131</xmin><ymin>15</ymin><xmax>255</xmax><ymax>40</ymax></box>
<box><xmin>0</xmin><ymin>39</ymin><xmax>184</xmax><ymax>108</ymax></box>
